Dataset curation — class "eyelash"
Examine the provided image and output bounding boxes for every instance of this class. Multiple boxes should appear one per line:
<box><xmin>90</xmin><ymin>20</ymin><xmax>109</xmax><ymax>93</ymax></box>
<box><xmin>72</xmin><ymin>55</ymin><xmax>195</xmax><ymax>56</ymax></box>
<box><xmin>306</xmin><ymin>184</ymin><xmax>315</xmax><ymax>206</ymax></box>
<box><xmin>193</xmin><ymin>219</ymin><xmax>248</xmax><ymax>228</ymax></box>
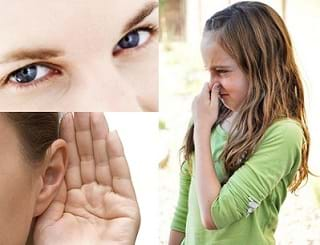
<box><xmin>113</xmin><ymin>24</ymin><xmax>158</xmax><ymax>56</ymax></box>
<box><xmin>2</xmin><ymin>25</ymin><xmax>158</xmax><ymax>90</ymax></box>
<box><xmin>208</xmin><ymin>70</ymin><xmax>229</xmax><ymax>76</ymax></box>
<box><xmin>5</xmin><ymin>63</ymin><xmax>61</xmax><ymax>90</ymax></box>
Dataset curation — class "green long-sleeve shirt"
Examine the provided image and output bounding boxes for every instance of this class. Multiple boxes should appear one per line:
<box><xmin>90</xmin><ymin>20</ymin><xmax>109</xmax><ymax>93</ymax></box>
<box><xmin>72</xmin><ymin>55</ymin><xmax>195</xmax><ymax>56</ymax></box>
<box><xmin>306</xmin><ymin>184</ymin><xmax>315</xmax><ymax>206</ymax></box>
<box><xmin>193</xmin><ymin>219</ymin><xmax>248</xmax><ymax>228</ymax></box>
<box><xmin>171</xmin><ymin>118</ymin><xmax>304</xmax><ymax>245</ymax></box>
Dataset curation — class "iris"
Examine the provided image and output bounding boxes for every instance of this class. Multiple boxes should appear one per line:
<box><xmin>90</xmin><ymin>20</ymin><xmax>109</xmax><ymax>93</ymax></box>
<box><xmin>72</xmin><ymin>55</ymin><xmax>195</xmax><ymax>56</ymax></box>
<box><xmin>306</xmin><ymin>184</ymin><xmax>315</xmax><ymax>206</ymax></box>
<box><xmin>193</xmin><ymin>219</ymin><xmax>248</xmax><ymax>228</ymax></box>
<box><xmin>14</xmin><ymin>65</ymin><xmax>37</xmax><ymax>83</ymax></box>
<box><xmin>118</xmin><ymin>31</ymin><xmax>140</xmax><ymax>49</ymax></box>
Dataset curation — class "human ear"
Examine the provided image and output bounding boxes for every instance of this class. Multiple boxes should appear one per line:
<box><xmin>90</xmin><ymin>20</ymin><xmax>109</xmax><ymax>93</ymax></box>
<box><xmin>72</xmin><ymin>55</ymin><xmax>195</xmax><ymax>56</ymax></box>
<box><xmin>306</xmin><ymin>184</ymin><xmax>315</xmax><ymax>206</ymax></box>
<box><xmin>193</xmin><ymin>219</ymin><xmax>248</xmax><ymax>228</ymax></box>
<box><xmin>33</xmin><ymin>139</ymin><xmax>68</xmax><ymax>217</ymax></box>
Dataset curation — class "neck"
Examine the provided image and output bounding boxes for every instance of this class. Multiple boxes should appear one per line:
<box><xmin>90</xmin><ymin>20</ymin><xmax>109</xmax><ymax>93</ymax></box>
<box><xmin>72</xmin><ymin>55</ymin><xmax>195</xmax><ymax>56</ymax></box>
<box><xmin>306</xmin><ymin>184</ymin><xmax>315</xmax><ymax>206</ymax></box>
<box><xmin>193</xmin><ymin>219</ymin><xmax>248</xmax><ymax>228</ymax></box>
<box><xmin>221</xmin><ymin>111</ymin><xmax>238</xmax><ymax>132</ymax></box>
<box><xmin>26</xmin><ymin>219</ymin><xmax>35</xmax><ymax>245</ymax></box>
<box><xmin>227</xmin><ymin>111</ymin><xmax>238</xmax><ymax>122</ymax></box>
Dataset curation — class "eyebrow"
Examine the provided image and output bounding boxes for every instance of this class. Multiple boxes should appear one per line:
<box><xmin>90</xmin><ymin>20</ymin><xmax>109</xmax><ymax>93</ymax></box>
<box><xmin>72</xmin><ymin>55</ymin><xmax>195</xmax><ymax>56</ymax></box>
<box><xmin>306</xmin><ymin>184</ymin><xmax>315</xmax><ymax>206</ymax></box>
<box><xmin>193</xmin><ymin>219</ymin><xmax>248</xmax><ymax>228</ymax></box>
<box><xmin>0</xmin><ymin>49</ymin><xmax>64</xmax><ymax>64</ymax></box>
<box><xmin>0</xmin><ymin>3</ymin><xmax>158</xmax><ymax>64</ymax></box>
<box><xmin>122</xmin><ymin>2</ymin><xmax>158</xmax><ymax>34</ymax></box>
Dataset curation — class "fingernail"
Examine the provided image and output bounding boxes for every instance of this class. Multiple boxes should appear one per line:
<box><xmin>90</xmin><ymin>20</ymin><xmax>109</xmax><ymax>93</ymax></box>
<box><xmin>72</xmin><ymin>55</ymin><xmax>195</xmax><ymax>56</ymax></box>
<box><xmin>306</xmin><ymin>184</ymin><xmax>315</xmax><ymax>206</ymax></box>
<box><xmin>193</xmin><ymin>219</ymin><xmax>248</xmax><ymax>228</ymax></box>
<box><xmin>63</xmin><ymin>112</ymin><xmax>72</xmax><ymax>121</ymax></box>
<box><xmin>109</xmin><ymin>130</ymin><xmax>119</xmax><ymax>138</ymax></box>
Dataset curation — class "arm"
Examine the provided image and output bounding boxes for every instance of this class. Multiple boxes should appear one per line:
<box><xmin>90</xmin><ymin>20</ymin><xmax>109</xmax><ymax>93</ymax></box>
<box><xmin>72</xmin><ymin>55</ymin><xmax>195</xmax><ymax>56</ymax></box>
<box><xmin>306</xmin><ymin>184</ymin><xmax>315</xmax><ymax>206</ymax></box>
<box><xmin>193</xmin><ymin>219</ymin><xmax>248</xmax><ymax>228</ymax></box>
<box><xmin>169</xmin><ymin>230</ymin><xmax>185</xmax><ymax>245</ymax></box>
<box><xmin>210</xmin><ymin>120</ymin><xmax>303</xmax><ymax>229</ymax></box>
<box><xmin>194</xmin><ymin>126</ymin><xmax>220</xmax><ymax>229</ymax></box>
<box><xmin>192</xmin><ymin>82</ymin><xmax>221</xmax><ymax>229</ymax></box>
<box><xmin>169</xmin><ymin>161</ymin><xmax>191</xmax><ymax>244</ymax></box>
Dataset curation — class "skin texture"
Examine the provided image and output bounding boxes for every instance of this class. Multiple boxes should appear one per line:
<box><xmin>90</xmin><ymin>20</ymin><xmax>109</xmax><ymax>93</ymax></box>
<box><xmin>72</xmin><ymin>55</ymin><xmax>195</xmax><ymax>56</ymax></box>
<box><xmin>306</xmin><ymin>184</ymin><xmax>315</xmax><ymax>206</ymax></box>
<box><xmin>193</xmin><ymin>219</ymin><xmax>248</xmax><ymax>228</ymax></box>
<box><xmin>169</xmin><ymin>33</ymin><xmax>250</xmax><ymax>241</ymax></box>
<box><xmin>34</xmin><ymin>113</ymin><xmax>140</xmax><ymax>245</ymax></box>
<box><xmin>0</xmin><ymin>114</ymin><xmax>67</xmax><ymax>245</ymax></box>
<box><xmin>0</xmin><ymin>112</ymin><xmax>139</xmax><ymax>244</ymax></box>
<box><xmin>168</xmin><ymin>230</ymin><xmax>185</xmax><ymax>245</ymax></box>
<box><xmin>0</xmin><ymin>114</ymin><xmax>37</xmax><ymax>245</ymax></box>
<box><xmin>200</xmin><ymin>32</ymin><xmax>249</xmax><ymax>112</ymax></box>
<box><xmin>0</xmin><ymin>0</ymin><xmax>158</xmax><ymax>111</ymax></box>
<box><xmin>192</xmin><ymin>34</ymin><xmax>249</xmax><ymax>229</ymax></box>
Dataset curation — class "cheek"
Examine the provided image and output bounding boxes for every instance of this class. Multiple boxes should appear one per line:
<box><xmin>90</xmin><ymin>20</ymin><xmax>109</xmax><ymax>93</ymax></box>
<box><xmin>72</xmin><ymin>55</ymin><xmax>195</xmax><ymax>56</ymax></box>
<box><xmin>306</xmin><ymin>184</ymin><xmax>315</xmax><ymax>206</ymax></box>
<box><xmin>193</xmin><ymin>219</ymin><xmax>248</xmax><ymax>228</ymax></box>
<box><xmin>228</xmin><ymin>75</ymin><xmax>249</xmax><ymax>98</ymax></box>
<box><xmin>219</xmin><ymin>78</ymin><xmax>235</xmax><ymax>92</ymax></box>
<box><xmin>115</xmin><ymin>48</ymin><xmax>158</xmax><ymax>110</ymax></box>
<box><xmin>0</xmin><ymin>168</ymin><xmax>36</xmax><ymax>244</ymax></box>
<box><xmin>238</xmin><ymin>79</ymin><xmax>249</xmax><ymax>99</ymax></box>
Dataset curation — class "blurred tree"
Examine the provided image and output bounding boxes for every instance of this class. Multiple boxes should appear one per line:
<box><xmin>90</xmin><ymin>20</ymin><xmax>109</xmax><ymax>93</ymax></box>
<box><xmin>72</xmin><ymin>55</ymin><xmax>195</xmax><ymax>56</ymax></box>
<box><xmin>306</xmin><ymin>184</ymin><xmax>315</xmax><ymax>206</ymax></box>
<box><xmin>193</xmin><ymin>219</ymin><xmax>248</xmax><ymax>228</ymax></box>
<box><xmin>160</xmin><ymin>0</ymin><xmax>186</xmax><ymax>42</ymax></box>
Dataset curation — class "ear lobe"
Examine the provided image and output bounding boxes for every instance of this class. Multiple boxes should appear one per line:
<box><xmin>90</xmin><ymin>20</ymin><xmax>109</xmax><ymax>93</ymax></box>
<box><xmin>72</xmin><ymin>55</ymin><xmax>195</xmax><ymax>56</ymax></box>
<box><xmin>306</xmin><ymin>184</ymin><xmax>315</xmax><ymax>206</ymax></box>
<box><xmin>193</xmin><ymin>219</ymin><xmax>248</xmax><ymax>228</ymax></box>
<box><xmin>33</xmin><ymin>139</ymin><xmax>68</xmax><ymax>217</ymax></box>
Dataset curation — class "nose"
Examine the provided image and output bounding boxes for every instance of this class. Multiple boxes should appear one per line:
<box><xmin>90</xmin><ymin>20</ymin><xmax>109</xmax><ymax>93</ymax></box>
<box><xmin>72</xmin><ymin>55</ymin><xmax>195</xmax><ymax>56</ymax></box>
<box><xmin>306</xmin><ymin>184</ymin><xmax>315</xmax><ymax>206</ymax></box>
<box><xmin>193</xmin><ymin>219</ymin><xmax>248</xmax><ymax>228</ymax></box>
<box><xmin>210</xmin><ymin>75</ymin><xmax>221</xmax><ymax>89</ymax></box>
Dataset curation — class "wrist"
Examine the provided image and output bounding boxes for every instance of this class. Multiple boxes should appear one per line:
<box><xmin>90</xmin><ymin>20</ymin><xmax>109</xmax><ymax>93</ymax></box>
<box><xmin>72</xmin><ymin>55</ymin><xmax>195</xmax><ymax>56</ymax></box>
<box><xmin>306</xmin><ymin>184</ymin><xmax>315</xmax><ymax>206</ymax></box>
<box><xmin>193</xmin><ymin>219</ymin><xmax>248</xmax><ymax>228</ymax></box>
<box><xmin>194</xmin><ymin>123</ymin><xmax>211</xmax><ymax>135</ymax></box>
<box><xmin>193</xmin><ymin>126</ymin><xmax>211</xmax><ymax>144</ymax></box>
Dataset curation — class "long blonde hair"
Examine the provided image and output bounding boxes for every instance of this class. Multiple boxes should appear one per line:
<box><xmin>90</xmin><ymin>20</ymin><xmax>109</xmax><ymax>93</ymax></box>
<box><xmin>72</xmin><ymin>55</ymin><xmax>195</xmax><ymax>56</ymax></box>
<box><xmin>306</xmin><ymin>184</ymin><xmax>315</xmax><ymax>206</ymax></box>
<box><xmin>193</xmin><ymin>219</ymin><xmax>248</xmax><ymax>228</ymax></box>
<box><xmin>181</xmin><ymin>1</ymin><xmax>310</xmax><ymax>191</ymax></box>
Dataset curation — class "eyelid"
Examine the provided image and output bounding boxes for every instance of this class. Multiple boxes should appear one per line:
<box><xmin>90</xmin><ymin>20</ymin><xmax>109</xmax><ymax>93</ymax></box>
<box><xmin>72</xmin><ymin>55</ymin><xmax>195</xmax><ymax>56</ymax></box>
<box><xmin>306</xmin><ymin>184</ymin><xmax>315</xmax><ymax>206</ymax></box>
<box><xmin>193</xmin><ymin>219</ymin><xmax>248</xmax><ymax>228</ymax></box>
<box><xmin>3</xmin><ymin>62</ymin><xmax>62</xmax><ymax>90</ymax></box>
<box><xmin>113</xmin><ymin>24</ymin><xmax>158</xmax><ymax>56</ymax></box>
<box><xmin>216</xmin><ymin>69</ymin><xmax>230</xmax><ymax>73</ymax></box>
<box><xmin>6</xmin><ymin>62</ymin><xmax>61</xmax><ymax>79</ymax></box>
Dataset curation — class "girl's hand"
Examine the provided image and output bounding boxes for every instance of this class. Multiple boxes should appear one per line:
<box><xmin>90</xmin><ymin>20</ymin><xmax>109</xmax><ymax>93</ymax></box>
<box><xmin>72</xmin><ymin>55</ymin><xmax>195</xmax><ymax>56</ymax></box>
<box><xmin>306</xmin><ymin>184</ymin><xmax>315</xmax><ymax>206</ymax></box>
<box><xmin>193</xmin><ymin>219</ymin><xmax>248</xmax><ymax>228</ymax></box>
<box><xmin>192</xmin><ymin>82</ymin><xmax>220</xmax><ymax>132</ymax></box>
<box><xmin>33</xmin><ymin>113</ymin><xmax>140</xmax><ymax>245</ymax></box>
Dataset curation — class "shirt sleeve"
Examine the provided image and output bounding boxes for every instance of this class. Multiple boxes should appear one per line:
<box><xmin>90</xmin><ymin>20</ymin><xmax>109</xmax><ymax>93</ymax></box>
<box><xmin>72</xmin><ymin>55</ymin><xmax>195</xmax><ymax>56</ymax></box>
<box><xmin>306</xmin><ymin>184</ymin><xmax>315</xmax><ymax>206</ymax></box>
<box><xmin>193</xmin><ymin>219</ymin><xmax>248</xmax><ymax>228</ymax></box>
<box><xmin>211</xmin><ymin>120</ymin><xmax>304</xmax><ymax>229</ymax></box>
<box><xmin>171</xmin><ymin>161</ymin><xmax>192</xmax><ymax>233</ymax></box>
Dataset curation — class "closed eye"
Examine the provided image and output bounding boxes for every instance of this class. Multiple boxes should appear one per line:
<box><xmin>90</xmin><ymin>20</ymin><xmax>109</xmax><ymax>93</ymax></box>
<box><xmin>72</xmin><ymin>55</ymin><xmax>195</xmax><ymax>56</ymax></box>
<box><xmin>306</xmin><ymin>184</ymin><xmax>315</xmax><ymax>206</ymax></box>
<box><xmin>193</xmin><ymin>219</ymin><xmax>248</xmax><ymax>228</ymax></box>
<box><xmin>217</xmin><ymin>70</ymin><xmax>229</xmax><ymax>74</ymax></box>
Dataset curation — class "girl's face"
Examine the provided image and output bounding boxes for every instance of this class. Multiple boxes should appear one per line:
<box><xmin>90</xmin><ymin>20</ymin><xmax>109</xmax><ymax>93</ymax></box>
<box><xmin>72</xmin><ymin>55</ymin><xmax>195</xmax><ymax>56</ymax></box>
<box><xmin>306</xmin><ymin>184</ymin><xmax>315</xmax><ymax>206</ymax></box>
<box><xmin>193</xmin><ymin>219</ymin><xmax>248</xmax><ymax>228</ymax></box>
<box><xmin>0</xmin><ymin>0</ymin><xmax>158</xmax><ymax>111</ymax></box>
<box><xmin>201</xmin><ymin>32</ymin><xmax>249</xmax><ymax>112</ymax></box>
<box><xmin>0</xmin><ymin>115</ymin><xmax>42</xmax><ymax>244</ymax></box>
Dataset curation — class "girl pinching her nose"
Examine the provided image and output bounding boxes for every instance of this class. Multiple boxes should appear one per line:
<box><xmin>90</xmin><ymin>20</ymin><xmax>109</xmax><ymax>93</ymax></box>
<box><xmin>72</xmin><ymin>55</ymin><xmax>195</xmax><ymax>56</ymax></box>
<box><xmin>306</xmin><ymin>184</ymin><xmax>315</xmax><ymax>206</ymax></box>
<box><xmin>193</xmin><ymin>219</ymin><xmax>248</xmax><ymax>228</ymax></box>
<box><xmin>169</xmin><ymin>1</ymin><xmax>310</xmax><ymax>245</ymax></box>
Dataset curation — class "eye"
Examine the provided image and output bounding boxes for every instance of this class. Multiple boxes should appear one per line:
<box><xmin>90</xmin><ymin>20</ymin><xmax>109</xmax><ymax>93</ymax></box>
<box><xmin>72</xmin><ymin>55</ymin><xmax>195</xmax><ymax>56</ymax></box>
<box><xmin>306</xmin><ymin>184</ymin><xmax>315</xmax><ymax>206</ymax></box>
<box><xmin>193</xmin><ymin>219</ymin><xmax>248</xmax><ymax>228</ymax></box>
<box><xmin>113</xmin><ymin>28</ymin><xmax>152</xmax><ymax>55</ymax></box>
<box><xmin>8</xmin><ymin>64</ymin><xmax>59</xmax><ymax>85</ymax></box>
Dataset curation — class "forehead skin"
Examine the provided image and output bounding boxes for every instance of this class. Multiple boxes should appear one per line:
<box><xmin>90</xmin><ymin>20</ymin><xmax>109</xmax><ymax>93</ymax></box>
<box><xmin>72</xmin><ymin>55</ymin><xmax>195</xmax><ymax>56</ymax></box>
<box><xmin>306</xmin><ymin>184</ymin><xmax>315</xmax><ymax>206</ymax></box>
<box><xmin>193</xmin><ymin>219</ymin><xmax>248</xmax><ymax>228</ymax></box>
<box><xmin>0</xmin><ymin>0</ymin><xmax>153</xmax><ymax>56</ymax></box>
<box><xmin>0</xmin><ymin>114</ymin><xmax>38</xmax><ymax>244</ymax></box>
<box><xmin>201</xmin><ymin>32</ymin><xmax>237</xmax><ymax>69</ymax></box>
<box><xmin>0</xmin><ymin>0</ymin><xmax>158</xmax><ymax>111</ymax></box>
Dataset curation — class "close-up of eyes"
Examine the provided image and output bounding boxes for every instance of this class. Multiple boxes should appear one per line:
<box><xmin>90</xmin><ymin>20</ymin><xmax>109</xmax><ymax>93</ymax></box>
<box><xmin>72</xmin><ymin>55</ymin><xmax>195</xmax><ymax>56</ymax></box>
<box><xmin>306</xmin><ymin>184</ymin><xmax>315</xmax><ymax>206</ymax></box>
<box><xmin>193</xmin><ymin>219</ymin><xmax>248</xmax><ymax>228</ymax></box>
<box><xmin>209</xmin><ymin>69</ymin><xmax>230</xmax><ymax>77</ymax></box>
<box><xmin>5</xmin><ymin>64</ymin><xmax>61</xmax><ymax>89</ymax></box>
<box><xmin>113</xmin><ymin>25</ymin><xmax>158</xmax><ymax>55</ymax></box>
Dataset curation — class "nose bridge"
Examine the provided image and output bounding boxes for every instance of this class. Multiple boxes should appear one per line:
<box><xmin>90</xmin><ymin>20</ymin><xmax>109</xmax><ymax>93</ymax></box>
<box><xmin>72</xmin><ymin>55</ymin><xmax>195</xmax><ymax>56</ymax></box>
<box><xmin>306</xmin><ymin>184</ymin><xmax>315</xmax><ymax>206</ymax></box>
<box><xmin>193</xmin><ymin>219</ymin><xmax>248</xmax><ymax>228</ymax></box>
<box><xmin>211</xmin><ymin>74</ymin><xmax>220</xmax><ymax>85</ymax></box>
<box><xmin>69</xmin><ymin>54</ymin><xmax>142</xmax><ymax>110</ymax></box>
<box><xmin>89</xmin><ymin>58</ymin><xmax>142</xmax><ymax>110</ymax></box>
<box><xmin>72</xmin><ymin>57</ymin><xmax>119</xmax><ymax>96</ymax></box>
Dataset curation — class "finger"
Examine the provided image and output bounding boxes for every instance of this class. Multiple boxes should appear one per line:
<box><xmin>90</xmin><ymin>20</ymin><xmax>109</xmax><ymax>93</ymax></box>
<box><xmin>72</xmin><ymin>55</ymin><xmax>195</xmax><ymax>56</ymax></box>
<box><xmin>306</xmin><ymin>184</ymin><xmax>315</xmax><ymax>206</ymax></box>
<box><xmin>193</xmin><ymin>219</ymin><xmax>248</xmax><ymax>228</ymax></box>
<box><xmin>211</xmin><ymin>83</ymin><xmax>220</xmax><ymax>92</ymax></box>
<box><xmin>90</xmin><ymin>112</ymin><xmax>112</xmax><ymax>186</ymax></box>
<box><xmin>208</xmin><ymin>81</ymin><xmax>214</xmax><ymax>90</ymax></box>
<box><xmin>74</xmin><ymin>112</ymin><xmax>96</xmax><ymax>184</ymax></box>
<box><xmin>60</xmin><ymin>113</ymin><xmax>82</xmax><ymax>190</ymax></box>
<box><xmin>200</xmin><ymin>82</ymin><xmax>210</xmax><ymax>99</ymax></box>
<box><xmin>106</xmin><ymin>131</ymin><xmax>137</xmax><ymax>200</ymax></box>
<box><xmin>210</xmin><ymin>83</ymin><xmax>220</xmax><ymax>104</ymax></box>
<box><xmin>35</xmin><ymin>181</ymin><xmax>67</xmax><ymax>229</ymax></box>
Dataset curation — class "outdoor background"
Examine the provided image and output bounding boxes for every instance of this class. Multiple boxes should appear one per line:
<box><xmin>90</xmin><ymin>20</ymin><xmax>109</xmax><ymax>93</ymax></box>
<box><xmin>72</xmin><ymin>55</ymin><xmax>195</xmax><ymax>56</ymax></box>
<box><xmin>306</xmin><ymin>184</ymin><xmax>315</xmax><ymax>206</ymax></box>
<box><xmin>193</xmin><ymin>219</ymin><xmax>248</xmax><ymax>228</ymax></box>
<box><xmin>159</xmin><ymin>0</ymin><xmax>320</xmax><ymax>244</ymax></box>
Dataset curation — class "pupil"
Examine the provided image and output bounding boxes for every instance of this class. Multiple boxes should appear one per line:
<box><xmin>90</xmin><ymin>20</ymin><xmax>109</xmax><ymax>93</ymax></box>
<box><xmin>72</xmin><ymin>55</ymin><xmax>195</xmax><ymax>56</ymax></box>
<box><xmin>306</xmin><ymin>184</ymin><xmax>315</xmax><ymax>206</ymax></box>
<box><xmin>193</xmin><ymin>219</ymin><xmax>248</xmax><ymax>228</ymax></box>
<box><xmin>118</xmin><ymin>31</ymin><xmax>139</xmax><ymax>49</ymax></box>
<box><xmin>15</xmin><ymin>65</ymin><xmax>37</xmax><ymax>83</ymax></box>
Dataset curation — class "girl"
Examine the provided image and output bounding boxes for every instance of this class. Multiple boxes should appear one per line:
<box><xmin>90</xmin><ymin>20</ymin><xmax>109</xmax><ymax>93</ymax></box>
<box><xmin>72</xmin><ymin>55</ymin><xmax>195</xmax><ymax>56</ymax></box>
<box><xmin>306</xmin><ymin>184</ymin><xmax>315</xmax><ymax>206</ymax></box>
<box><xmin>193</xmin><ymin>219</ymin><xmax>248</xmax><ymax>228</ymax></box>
<box><xmin>0</xmin><ymin>113</ymin><xmax>140</xmax><ymax>244</ymax></box>
<box><xmin>0</xmin><ymin>0</ymin><xmax>158</xmax><ymax>111</ymax></box>
<box><xmin>169</xmin><ymin>1</ymin><xmax>310</xmax><ymax>244</ymax></box>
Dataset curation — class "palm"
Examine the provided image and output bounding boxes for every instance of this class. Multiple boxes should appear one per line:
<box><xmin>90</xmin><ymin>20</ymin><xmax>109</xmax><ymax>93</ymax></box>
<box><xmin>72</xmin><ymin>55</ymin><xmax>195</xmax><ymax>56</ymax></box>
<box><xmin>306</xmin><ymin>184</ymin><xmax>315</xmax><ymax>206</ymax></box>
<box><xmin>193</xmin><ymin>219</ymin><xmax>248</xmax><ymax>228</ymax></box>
<box><xmin>34</xmin><ymin>113</ymin><xmax>140</xmax><ymax>245</ymax></box>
